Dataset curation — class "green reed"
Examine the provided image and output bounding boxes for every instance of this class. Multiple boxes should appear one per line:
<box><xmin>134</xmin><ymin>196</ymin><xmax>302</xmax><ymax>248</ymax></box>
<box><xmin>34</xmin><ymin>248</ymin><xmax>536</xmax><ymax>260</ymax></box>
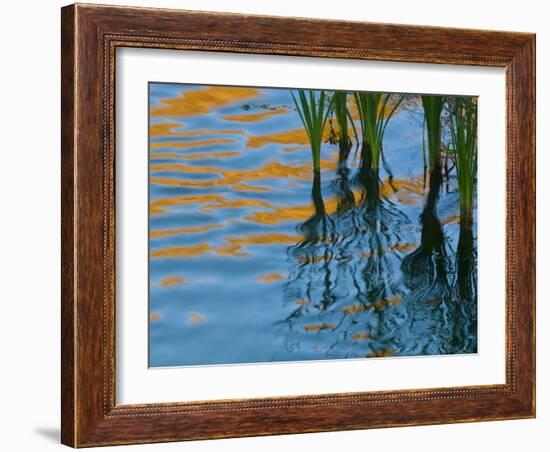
<box><xmin>448</xmin><ymin>97</ymin><xmax>478</xmax><ymax>222</ymax></box>
<box><xmin>292</xmin><ymin>89</ymin><xmax>333</xmax><ymax>173</ymax></box>
<box><xmin>353</xmin><ymin>92</ymin><xmax>404</xmax><ymax>171</ymax></box>
<box><xmin>331</xmin><ymin>91</ymin><xmax>358</xmax><ymax>158</ymax></box>
<box><xmin>421</xmin><ymin>95</ymin><xmax>444</xmax><ymax>171</ymax></box>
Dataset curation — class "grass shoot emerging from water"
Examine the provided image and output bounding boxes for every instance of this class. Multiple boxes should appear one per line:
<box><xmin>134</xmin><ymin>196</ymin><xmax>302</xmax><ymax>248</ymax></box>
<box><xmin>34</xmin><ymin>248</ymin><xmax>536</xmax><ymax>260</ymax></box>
<box><xmin>353</xmin><ymin>92</ymin><xmax>404</xmax><ymax>172</ymax></box>
<box><xmin>331</xmin><ymin>91</ymin><xmax>358</xmax><ymax>162</ymax></box>
<box><xmin>448</xmin><ymin>97</ymin><xmax>478</xmax><ymax>223</ymax></box>
<box><xmin>421</xmin><ymin>95</ymin><xmax>444</xmax><ymax>171</ymax></box>
<box><xmin>291</xmin><ymin>89</ymin><xmax>333</xmax><ymax>173</ymax></box>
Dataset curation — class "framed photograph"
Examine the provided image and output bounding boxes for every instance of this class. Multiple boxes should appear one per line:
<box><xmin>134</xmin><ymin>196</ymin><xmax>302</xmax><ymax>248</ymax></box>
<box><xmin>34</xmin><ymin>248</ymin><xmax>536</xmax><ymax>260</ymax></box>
<box><xmin>61</xmin><ymin>3</ymin><xmax>536</xmax><ymax>447</ymax></box>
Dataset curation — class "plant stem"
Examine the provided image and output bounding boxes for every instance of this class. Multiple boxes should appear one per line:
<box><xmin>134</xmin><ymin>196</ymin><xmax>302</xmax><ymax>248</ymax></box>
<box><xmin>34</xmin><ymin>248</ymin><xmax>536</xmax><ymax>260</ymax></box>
<box><xmin>421</xmin><ymin>95</ymin><xmax>444</xmax><ymax>172</ymax></box>
<box><xmin>353</xmin><ymin>92</ymin><xmax>404</xmax><ymax>172</ymax></box>
<box><xmin>448</xmin><ymin>97</ymin><xmax>478</xmax><ymax>221</ymax></box>
<box><xmin>292</xmin><ymin>89</ymin><xmax>333</xmax><ymax>173</ymax></box>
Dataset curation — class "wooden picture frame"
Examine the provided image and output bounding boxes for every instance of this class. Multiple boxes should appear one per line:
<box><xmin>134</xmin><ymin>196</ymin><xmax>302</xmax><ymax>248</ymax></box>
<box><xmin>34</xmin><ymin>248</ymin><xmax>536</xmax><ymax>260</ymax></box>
<box><xmin>61</xmin><ymin>3</ymin><xmax>536</xmax><ymax>447</ymax></box>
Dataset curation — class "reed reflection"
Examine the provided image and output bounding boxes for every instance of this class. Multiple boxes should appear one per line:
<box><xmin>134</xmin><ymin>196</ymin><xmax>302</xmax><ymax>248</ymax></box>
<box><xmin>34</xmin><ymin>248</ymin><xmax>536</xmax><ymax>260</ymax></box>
<box><xmin>279</xmin><ymin>92</ymin><xmax>477</xmax><ymax>360</ymax></box>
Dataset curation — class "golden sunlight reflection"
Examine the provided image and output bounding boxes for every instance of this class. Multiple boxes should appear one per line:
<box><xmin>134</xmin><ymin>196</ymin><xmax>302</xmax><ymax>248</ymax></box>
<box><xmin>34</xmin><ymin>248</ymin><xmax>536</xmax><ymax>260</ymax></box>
<box><xmin>149</xmin><ymin>159</ymin><xmax>338</xmax><ymax>190</ymax></box>
<box><xmin>216</xmin><ymin>233</ymin><xmax>301</xmax><ymax>257</ymax></box>
<box><xmin>150</xmin><ymin>243</ymin><xmax>213</xmax><ymax>258</ymax></box>
<box><xmin>149</xmin><ymin>123</ymin><xmax>245</xmax><ymax>138</ymax></box>
<box><xmin>150</xmin><ymin>224</ymin><xmax>223</xmax><ymax>239</ymax></box>
<box><xmin>151</xmin><ymin>86</ymin><xmax>261</xmax><ymax>117</ymax></box>
<box><xmin>222</xmin><ymin>108</ymin><xmax>288</xmax><ymax>122</ymax></box>
<box><xmin>150</xmin><ymin>194</ymin><xmax>226</xmax><ymax>216</ymax></box>
<box><xmin>150</xmin><ymin>138</ymin><xmax>235</xmax><ymax>151</ymax></box>
<box><xmin>160</xmin><ymin>275</ymin><xmax>187</xmax><ymax>287</ymax></box>
<box><xmin>150</xmin><ymin>151</ymin><xmax>241</xmax><ymax>161</ymax></box>
<box><xmin>187</xmin><ymin>312</ymin><xmax>205</xmax><ymax>325</ymax></box>
<box><xmin>303</xmin><ymin>323</ymin><xmax>336</xmax><ymax>332</ymax></box>
<box><xmin>257</xmin><ymin>272</ymin><xmax>286</xmax><ymax>284</ymax></box>
<box><xmin>151</xmin><ymin>233</ymin><xmax>303</xmax><ymax>260</ymax></box>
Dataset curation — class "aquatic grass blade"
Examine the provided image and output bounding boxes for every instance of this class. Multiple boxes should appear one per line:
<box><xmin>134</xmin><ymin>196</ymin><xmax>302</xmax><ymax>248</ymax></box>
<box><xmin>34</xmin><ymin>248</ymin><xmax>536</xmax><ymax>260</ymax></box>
<box><xmin>292</xmin><ymin>89</ymin><xmax>333</xmax><ymax>173</ymax></box>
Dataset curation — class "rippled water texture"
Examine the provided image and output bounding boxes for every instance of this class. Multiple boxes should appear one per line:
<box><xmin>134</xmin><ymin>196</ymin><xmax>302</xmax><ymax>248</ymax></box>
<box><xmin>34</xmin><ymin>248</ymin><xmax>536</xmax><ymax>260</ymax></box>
<box><xmin>148</xmin><ymin>83</ymin><xmax>478</xmax><ymax>367</ymax></box>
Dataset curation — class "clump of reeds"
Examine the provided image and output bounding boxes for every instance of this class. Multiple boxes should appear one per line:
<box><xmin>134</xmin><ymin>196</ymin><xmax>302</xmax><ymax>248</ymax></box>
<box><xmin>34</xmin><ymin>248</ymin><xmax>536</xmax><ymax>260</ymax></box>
<box><xmin>448</xmin><ymin>97</ymin><xmax>478</xmax><ymax>223</ymax></box>
<box><xmin>421</xmin><ymin>95</ymin><xmax>444</xmax><ymax>171</ymax></box>
<box><xmin>291</xmin><ymin>89</ymin><xmax>333</xmax><ymax>173</ymax></box>
<box><xmin>353</xmin><ymin>92</ymin><xmax>404</xmax><ymax>172</ymax></box>
<box><xmin>331</xmin><ymin>91</ymin><xmax>357</xmax><ymax>163</ymax></box>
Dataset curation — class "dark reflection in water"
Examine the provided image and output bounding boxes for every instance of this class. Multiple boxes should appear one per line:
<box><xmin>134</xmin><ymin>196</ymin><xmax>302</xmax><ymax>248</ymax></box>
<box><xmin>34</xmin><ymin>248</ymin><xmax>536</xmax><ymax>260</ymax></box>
<box><xmin>148</xmin><ymin>83</ymin><xmax>477</xmax><ymax>367</ymax></box>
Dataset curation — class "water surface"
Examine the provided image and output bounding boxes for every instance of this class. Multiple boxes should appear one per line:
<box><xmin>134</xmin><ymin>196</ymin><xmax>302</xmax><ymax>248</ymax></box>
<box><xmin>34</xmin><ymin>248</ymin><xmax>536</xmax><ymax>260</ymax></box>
<box><xmin>148</xmin><ymin>83</ymin><xmax>478</xmax><ymax>367</ymax></box>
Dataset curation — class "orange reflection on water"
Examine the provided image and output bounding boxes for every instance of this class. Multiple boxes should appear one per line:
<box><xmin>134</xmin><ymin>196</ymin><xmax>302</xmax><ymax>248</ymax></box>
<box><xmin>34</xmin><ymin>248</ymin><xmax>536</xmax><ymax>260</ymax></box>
<box><xmin>151</xmin><ymin>232</ymin><xmax>302</xmax><ymax>260</ymax></box>
<box><xmin>245</xmin><ymin>203</ymin><xmax>317</xmax><ymax>225</ymax></box>
<box><xmin>150</xmin><ymin>224</ymin><xmax>223</xmax><ymax>239</ymax></box>
<box><xmin>151</xmin><ymin>243</ymin><xmax>213</xmax><ymax>258</ymax></box>
<box><xmin>199</xmin><ymin>198</ymin><xmax>273</xmax><ymax>214</ymax></box>
<box><xmin>246</xmin><ymin>129</ymin><xmax>308</xmax><ymax>148</ymax></box>
<box><xmin>368</xmin><ymin>349</ymin><xmax>395</xmax><ymax>358</ymax></box>
<box><xmin>150</xmin><ymin>122</ymin><xmax>245</xmax><ymax>139</ymax></box>
<box><xmin>341</xmin><ymin>304</ymin><xmax>368</xmax><ymax>314</ymax></box>
<box><xmin>246</xmin><ymin>123</ymin><xmax>346</xmax><ymax>148</ymax></box>
<box><xmin>244</xmin><ymin>193</ymin><xmax>340</xmax><ymax>225</ymax></box>
<box><xmin>160</xmin><ymin>275</ymin><xmax>187</xmax><ymax>287</ymax></box>
<box><xmin>150</xmin><ymin>194</ymin><xmax>226</xmax><ymax>216</ymax></box>
<box><xmin>216</xmin><ymin>233</ymin><xmax>301</xmax><ymax>257</ymax></box>
<box><xmin>150</xmin><ymin>151</ymin><xmax>241</xmax><ymax>161</ymax></box>
<box><xmin>155</xmin><ymin>175</ymin><xmax>422</xmax><ymax>225</ymax></box>
<box><xmin>187</xmin><ymin>312</ymin><xmax>205</xmax><ymax>325</ymax></box>
<box><xmin>150</xmin><ymin>122</ymin><xmax>184</xmax><ymax>138</ymax></box>
<box><xmin>303</xmin><ymin>323</ymin><xmax>336</xmax><ymax>332</ymax></box>
<box><xmin>149</xmin><ymin>312</ymin><xmax>161</xmax><ymax>322</ymax></box>
<box><xmin>257</xmin><ymin>272</ymin><xmax>286</xmax><ymax>283</ymax></box>
<box><xmin>390</xmin><ymin>242</ymin><xmax>417</xmax><ymax>253</ymax></box>
<box><xmin>358</xmin><ymin>242</ymin><xmax>417</xmax><ymax>259</ymax></box>
<box><xmin>442</xmin><ymin>215</ymin><xmax>460</xmax><ymax>225</ymax></box>
<box><xmin>149</xmin><ymin>160</ymin><xmax>337</xmax><ymax>191</ymax></box>
<box><xmin>149</xmin><ymin>122</ymin><xmax>246</xmax><ymax>138</ymax></box>
<box><xmin>298</xmin><ymin>255</ymin><xmax>333</xmax><ymax>265</ymax></box>
<box><xmin>379</xmin><ymin>177</ymin><xmax>425</xmax><ymax>205</ymax></box>
<box><xmin>294</xmin><ymin>299</ymin><xmax>310</xmax><ymax>306</ymax></box>
<box><xmin>222</xmin><ymin>108</ymin><xmax>288</xmax><ymax>122</ymax></box>
<box><xmin>151</xmin><ymin>86</ymin><xmax>261</xmax><ymax>117</ymax></box>
<box><xmin>150</xmin><ymin>137</ymin><xmax>235</xmax><ymax>151</ymax></box>
<box><xmin>351</xmin><ymin>332</ymin><xmax>371</xmax><ymax>341</ymax></box>
<box><xmin>231</xmin><ymin>183</ymin><xmax>271</xmax><ymax>192</ymax></box>
<box><xmin>238</xmin><ymin>176</ymin><xmax>422</xmax><ymax>226</ymax></box>
<box><xmin>341</xmin><ymin>295</ymin><xmax>402</xmax><ymax>314</ymax></box>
